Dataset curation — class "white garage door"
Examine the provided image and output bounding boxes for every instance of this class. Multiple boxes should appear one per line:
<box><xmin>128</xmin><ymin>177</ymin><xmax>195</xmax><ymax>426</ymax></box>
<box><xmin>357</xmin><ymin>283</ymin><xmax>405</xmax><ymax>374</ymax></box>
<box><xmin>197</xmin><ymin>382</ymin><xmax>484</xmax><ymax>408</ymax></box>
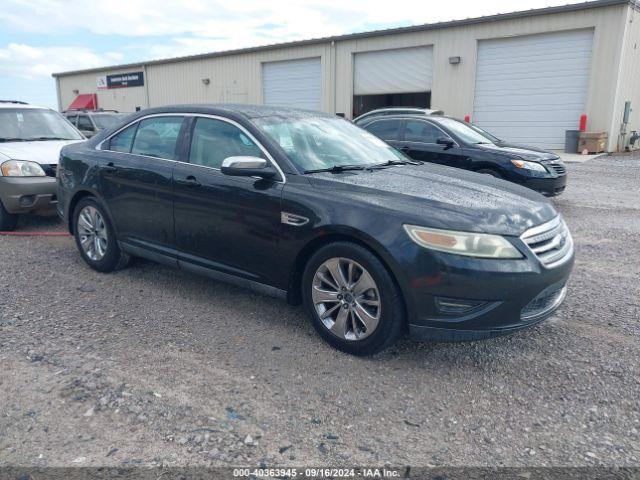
<box><xmin>354</xmin><ymin>46</ymin><xmax>433</xmax><ymax>95</ymax></box>
<box><xmin>473</xmin><ymin>29</ymin><xmax>594</xmax><ymax>149</ymax></box>
<box><xmin>262</xmin><ymin>58</ymin><xmax>321</xmax><ymax>110</ymax></box>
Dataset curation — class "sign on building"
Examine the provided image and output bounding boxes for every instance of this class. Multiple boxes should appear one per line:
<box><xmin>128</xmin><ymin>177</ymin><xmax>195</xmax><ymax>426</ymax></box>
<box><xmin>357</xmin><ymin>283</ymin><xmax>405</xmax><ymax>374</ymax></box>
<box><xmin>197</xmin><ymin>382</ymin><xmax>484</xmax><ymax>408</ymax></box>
<box><xmin>97</xmin><ymin>72</ymin><xmax>144</xmax><ymax>90</ymax></box>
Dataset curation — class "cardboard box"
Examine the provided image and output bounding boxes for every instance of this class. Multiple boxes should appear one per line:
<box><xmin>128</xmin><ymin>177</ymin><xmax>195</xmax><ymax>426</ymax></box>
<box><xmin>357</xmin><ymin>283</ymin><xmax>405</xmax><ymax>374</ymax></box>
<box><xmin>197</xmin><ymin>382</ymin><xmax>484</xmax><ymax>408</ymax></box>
<box><xmin>578</xmin><ymin>132</ymin><xmax>607</xmax><ymax>154</ymax></box>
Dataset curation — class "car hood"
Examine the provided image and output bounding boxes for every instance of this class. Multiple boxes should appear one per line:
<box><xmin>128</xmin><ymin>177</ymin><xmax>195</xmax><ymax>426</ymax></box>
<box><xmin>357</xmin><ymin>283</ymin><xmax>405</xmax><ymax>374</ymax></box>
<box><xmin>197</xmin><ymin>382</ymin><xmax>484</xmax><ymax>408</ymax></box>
<box><xmin>0</xmin><ymin>140</ymin><xmax>84</xmax><ymax>165</ymax></box>
<box><xmin>307</xmin><ymin>163</ymin><xmax>558</xmax><ymax>236</ymax></box>
<box><xmin>478</xmin><ymin>142</ymin><xmax>560</xmax><ymax>161</ymax></box>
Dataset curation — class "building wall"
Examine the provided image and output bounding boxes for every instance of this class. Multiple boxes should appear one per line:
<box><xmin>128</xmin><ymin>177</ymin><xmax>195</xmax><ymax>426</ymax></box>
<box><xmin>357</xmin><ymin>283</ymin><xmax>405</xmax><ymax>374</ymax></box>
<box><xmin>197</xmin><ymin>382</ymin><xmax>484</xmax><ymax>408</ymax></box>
<box><xmin>333</xmin><ymin>3</ymin><xmax>627</xmax><ymax>150</ymax></box>
<box><xmin>55</xmin><ymin>3</ymin><xmax>630</xmax><ymax>150</ymax></box>
<box><xmin>146</xmin><ymin>43</ymin><xmax>333</xmax><ymax>109</ymax></box>
<box><xmin>609</xmin><ymin>6</ymin><xmax>640</xmax><ymax>150</ymax></box>
<box><xmin>56</xmin><ymin>66</ymin><xmax>148</xmax><ymax>112</ymax></box>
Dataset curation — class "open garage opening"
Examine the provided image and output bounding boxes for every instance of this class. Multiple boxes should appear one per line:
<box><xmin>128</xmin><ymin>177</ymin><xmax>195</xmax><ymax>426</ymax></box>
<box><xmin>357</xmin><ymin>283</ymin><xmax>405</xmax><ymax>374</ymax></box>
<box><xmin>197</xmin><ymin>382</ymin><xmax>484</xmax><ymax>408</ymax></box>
<box><xmin>353</xmin><ymin>91</ymin><xmax>431</xmax><ymax>118</ymax></box>
<box><xmin>352</xmin><ymin>45</ymin><xmax>434</xmax><ymax>119</ymax></box>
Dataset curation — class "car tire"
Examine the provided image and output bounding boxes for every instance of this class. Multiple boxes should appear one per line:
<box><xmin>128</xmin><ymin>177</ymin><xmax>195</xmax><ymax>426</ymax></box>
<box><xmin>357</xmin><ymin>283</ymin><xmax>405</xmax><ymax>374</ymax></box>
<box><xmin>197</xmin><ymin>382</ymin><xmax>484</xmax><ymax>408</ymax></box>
<box><xmin>0</xmin><ymin>201</ymin><xmax>18</xmax><ymax>231</ymax></box>
<box><xmin>476</xmin><ymin>168</ymin><xmax>502</xmax><ymax>178</ymax></box>
<box><xmin>302</xmin><ymin>242</ymin><xmax>405</xmax><ymax>356</ymax></box>
<box><xmin>73</xmin><ymin>196</ymin><xmax>130</xmax><ymax>273</ymax></box>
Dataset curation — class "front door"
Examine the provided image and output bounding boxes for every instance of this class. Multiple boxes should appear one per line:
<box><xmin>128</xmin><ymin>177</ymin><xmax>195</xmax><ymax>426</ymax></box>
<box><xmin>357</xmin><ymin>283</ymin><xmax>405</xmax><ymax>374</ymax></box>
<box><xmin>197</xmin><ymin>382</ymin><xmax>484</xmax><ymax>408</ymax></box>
<box><xmin>399</xmin><ymin>119</ymin><xmax>463</xmax><ymax>167</ymax></box>
<box><xmin>173</xmin><ymin>116</ymin><xmax>284</xmax><ymax>285</ymax></box>
<box><xmin>98</xmin><ymin>115</ymin><xmax>185</xmax><ymax>254</ymax></box>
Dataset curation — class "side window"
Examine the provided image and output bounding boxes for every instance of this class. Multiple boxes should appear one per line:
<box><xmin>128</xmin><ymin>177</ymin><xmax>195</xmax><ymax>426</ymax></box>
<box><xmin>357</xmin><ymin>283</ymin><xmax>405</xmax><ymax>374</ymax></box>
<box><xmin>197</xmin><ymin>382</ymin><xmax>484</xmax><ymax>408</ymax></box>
<box><xmin>131</xmin><ymin>116</ymin><xmax>184</xmax><ymax>160</ymax></box>
<box><xmin>77</xmin><ymin>115</ymin><xmax>94</xmax><ymax>131</ymax></box>
<box><xmin>364</xmin><ymin>120</ymin><xmax>402</xmax><ymax>141</ymax></box>
<box><xmin>189</xmin><ymin>117</ymin><xmax>264</xmax><ymax>169</ymax></box>
<box><xmin>108</xmin><ymin>123</ymin><xmax>138</xmax><ymax>153</ymax></box>
<box><xmin>404</xmin><ymin>120</ymin><xmax>448</xmax><ymax>144</ymax></box>
<box><xmin>65</xmin><ymin>114</ymin><xmax>78</xmax><ymax>126</ymax></box>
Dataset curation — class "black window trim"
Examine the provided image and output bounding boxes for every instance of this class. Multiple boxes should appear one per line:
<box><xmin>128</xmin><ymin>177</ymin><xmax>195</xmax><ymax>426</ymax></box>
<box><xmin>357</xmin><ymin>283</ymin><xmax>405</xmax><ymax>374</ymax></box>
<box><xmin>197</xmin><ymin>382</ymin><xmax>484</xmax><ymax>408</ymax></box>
<box><xmin>96</xmin><ymin>113</ymin><xmax>286</xmax><ymax>183</ymax></box>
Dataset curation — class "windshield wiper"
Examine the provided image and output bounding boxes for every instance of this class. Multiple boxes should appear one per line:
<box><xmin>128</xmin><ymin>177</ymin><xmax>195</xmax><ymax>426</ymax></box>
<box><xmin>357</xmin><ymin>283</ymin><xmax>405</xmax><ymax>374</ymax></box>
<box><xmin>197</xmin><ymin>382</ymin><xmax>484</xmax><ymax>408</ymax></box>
<box><xmin>474</xmin><ymin>141</ymin><xmax>492</xmax><ymax>145</ymax></box>
<box><xmin>0</xmin><ymin>138</ymin><xmax>26</xmax><ymax>142</ymax></box>
<box><xmin>378</xmin><ymin>159</ymin><xmax>422</xmax><ymax>166</ymax></box>
<box><xmin>304</xmin><ymin>164</ymin><xmax>372</xmax><ymax>174</ymax></box>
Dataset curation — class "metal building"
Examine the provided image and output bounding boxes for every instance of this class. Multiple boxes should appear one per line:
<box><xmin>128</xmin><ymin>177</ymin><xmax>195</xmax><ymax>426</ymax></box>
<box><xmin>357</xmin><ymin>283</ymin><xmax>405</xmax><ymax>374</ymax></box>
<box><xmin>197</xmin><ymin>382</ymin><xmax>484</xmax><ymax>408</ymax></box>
<box><xmin>53</xmin><ymin>0</ymin><xmax>640</xmax><ymax>151</ymax></box>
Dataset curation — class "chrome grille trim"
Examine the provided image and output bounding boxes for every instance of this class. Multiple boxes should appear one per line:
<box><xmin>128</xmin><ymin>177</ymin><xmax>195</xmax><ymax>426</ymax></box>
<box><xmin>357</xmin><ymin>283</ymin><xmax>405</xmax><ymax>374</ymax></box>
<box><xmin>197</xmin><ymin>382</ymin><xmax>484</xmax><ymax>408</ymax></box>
<box><xmin>542</xmin><ymin>160</ymin><xmax>566</xmax><ymax>175</ymax></box>
<box><xmin>521</xmin><ymin>216</ymin><xmax>573</xmax><ymax>268</ymax></box>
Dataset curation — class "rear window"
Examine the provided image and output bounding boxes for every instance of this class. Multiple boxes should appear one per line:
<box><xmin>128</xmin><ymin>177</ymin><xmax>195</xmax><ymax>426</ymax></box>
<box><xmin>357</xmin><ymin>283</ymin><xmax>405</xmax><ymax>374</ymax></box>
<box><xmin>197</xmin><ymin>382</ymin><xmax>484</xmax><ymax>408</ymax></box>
<box><xmin>130</xmin><ymin>117</ymin><xmax>184</xmax><ymax>160</ymax></box>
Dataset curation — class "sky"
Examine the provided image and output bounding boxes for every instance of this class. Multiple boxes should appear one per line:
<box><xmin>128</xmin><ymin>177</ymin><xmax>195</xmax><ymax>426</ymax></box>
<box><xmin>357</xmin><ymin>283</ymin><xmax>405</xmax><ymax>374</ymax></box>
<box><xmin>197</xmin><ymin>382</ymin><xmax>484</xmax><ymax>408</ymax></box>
<box><xmin>0</xmin><ymin>0</ymin><xmax>590</xmax><ymax>109</ymax></box>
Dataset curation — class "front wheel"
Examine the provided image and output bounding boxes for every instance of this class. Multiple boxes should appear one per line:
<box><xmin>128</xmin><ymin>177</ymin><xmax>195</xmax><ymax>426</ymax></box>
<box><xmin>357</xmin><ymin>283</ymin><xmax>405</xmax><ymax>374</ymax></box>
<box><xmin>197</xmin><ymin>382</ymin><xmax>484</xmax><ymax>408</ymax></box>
<box><xmin>0</xmin><ymin>201</ymin><xmax>18</xmax><ymax>231</ymax></box>
<box><xmin>302</xmin><ymin>242</ymin><xmax>405</xmax><ymax>356</ymax></box>
<box><xmin>73</xmin><ymin>197</ymin><xmax>130</xmax><ymax>272</ymax></box>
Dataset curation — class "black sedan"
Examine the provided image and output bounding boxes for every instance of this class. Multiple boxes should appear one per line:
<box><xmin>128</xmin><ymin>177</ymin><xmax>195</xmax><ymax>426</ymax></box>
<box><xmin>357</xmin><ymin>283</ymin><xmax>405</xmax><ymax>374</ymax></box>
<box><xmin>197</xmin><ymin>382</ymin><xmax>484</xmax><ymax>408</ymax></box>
<box><xmin>57</xmin><ymin>105</ymin><xmax>574</xmax><ymax>355</ymax></box>
<box><xmin>356</xmin><ymin>114</ymin><xmax>567</xmax><ymax>196</ymax></box>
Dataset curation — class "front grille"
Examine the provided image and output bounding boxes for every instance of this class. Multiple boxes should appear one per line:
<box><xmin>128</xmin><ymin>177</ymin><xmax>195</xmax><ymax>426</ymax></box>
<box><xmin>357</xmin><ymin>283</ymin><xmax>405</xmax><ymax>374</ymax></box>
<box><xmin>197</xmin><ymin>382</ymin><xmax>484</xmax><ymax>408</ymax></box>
<box><xmin>543</xmin><ymin>160</ymin><xmax>566</xmax><ymax>175</ymax></box>
<box><xmin>42</xmin><ymin>164</ymin><xmax>57</xmax><ymax>177</ymax></box>
<box><xmin>521</xmin><ymin>216</ymin><xmax>573</xmax><ymax>268</ymax></box>
<box><xmin>521</xmin><ymin>286</ymin><xmax>566</xmax><ymax>320</ymax></box>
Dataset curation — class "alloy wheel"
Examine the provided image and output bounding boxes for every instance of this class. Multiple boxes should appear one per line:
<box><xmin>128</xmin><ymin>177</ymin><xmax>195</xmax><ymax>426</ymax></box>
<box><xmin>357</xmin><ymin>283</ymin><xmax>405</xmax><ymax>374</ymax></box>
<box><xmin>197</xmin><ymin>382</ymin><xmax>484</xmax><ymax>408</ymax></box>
<box><xmin>312</xmin><ymin>257</ymin><xmax>381</xmax><ymax>341</ymax></box>
<box><xmin>77</xmin><ymin>205</ymin><xmax>108</xmax><ymax>261</ymax></box>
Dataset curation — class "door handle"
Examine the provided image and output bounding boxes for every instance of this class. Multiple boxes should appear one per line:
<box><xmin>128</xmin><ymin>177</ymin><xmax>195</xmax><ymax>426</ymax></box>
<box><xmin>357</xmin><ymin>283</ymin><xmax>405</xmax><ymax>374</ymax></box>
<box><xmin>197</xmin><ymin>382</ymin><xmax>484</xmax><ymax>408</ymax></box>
<box><xmin>176</xmin><ymin>175</ymin><xmax>201</xmax><ymax>188</ymax></box>
<box><xmin>103</xmin><ymin>162</ymin><xmax>117</xmax><ymax>172</ymax></box>
<box><xmin>399</xmin><ymin>145</ymin><xmax>410</xmax><ymax>152</ymax></box>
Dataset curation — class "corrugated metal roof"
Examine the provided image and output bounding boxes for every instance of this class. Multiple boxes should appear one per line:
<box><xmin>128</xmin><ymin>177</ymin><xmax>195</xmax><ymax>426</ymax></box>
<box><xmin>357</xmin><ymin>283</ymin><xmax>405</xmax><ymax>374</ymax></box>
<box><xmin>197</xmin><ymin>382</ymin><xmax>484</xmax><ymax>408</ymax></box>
<box><xmin>52</xmin><ymin>0</ymin><xmax>634</xmax><ymax>78</ymax></box>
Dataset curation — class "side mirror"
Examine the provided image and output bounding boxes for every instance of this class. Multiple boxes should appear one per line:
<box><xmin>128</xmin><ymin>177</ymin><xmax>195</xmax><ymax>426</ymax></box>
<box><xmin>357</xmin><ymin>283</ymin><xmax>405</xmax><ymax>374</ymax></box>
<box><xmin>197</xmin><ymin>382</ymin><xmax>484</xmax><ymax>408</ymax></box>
<box><xmin>436</xmin><ymin>137</ymin><xmax>455</xmax><ymax>148</ymax></box>
<box><xmin>221</xmin><ymin>156</ymin><xmax>277</xmax><ymax>179</ymax></box>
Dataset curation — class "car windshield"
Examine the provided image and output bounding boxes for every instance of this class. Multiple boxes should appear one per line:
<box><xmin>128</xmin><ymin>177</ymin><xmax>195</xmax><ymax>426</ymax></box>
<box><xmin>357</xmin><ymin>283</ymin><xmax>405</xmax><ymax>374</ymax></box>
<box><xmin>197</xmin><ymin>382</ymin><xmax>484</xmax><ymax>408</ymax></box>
<box><xmin>469</xmin><ymin>123</ymin><xmax>502</xmax><ymax>143</ymax></box>
<box><xmin>92</xmin><ymin>113</ymin><xmax>128</xmax><ymax>129</ymax></box>
<box><xmin>434</xmin><ymin>117</ymin><xmax>496</xmax><ymax>145</ymax></box>
<box><xmin>255</xmin><ymin>115</ymin><xmax>407</xmax><ymax>172</ymax></box>
<box><xmin>0</xmin><ymin>108</ymin><xmax>83</xmax><ymax>141</ymax></box>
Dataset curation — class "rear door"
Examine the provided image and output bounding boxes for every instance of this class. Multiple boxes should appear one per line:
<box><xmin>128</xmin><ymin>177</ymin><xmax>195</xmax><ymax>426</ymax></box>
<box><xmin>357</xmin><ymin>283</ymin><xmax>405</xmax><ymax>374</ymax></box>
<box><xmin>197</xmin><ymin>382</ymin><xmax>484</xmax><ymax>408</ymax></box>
<box><xmin>173</xmin><ymin>116</ymin><xmax>284</xmax><ymax>285</ymax></box>
<box><xmin>398</xmin><ymin>119</ymin><xmax>463</xmax><ymax>167</ymax></box>
<box><xmin>98</xmin><ymin>115</ymin><xmax>185</xmax><ymax>256</ymax></box>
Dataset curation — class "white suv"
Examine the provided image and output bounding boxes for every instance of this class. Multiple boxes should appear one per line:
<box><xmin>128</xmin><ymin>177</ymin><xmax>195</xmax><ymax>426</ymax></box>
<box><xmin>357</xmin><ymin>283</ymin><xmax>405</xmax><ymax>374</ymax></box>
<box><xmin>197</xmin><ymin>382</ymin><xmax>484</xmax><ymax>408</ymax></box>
<box><xmin>0</xmin><ymin>100</ymin><xmax>84</xmax><ymax>230</ymax></box>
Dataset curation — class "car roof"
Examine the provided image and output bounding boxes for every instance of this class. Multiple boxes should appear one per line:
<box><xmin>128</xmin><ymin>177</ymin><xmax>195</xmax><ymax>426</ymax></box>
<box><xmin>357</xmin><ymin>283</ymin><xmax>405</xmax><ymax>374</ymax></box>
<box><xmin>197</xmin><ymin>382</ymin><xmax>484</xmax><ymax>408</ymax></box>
<box><xmin>360</xmin><ymin>113</ymin><xmax>461</xmax><ymax>125</ymax></box>
<box><xmin>0</xmin><ymin>101</ymin><xmax>50</xmax><ymax>110</ymax></box>
<box><xmin>133</xmin><ymin>104</ymin><xmax>335</xmax><ymax>121</ymax></box>
<box><xmin>64</xmin><ymin>109</ymin><xmax>122</xmax><ymax>114</ymax></box>
<box><xmin>354</xmin><ymin>108</ymin><xmax>444</xmax><ymax>121</ymax></box>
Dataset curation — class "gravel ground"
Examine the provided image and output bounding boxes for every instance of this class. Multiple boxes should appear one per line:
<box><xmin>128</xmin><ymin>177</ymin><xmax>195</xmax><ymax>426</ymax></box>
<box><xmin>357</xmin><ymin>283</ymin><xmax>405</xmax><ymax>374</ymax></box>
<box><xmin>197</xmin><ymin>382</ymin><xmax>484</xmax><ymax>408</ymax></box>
<box><xmin>1</xmin><ymin>153</ymin><xmax>639</xmax><ymax>468</ymax></box>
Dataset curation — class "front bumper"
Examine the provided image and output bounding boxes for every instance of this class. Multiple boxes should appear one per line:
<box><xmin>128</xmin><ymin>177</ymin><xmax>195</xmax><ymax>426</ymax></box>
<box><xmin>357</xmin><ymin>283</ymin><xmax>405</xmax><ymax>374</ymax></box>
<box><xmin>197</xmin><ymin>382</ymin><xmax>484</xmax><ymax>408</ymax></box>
<box><xmin>518</xmin><ymin>174</ymin><xmax>567</xmax><ymax>197</ymax></box>
<box><xmin>0</xmin><ymin>176</ymin><xmax>58</xmax><ymax>214</ymax></box>
<box><xmin>398</xmin><ymin>234</ymin><xmax>574</xmax><ymax>342</ymax></box>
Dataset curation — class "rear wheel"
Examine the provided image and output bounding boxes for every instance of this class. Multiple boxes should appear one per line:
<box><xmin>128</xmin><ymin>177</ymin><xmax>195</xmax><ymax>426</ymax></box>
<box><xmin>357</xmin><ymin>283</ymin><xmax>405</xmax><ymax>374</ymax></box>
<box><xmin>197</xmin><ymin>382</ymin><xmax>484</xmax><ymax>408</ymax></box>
<box><xmin>0</xmin><ymin>201</ymin><xmax>18</xmax><ymax>231</ymax></box>
<box><xmin>302</xmin><ymin>242</ymin><xmax>405</xmax><ymax>356</ymax></box>
<box><xmin>73</xmin><ymin>197</ymin><xmax>130</xmax><ymax>272</ymax></box>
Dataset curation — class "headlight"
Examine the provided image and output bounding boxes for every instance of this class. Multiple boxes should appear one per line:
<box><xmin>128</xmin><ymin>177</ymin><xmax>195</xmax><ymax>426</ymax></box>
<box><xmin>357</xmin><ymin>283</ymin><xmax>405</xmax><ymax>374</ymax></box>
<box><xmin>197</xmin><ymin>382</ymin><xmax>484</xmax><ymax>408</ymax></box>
<box><xmin>510</xmin><ymin>159</ymin><xmax>547</xmax><ymax>172</ymax></box>
<box><xmin>404</xmin><ymin>225</ymin><xmax>522</xmax><ymax>259</ymax></box>
<box><xmin>0</xmin><ymin>160</ymin><xmax>46</xmax><ymax>177</ymax></box>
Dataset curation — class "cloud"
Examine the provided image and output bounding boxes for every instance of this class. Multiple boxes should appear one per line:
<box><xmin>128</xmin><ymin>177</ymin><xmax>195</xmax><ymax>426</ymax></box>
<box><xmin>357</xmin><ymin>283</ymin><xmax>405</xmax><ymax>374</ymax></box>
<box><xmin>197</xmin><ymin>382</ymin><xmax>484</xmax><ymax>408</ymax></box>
<box><xmin>0</xmin><ymin>0</ymin><xmax>585</xmax><ymax>108</ymax></box>
<box><xmin>0</xmin><ymin>43</ymin><xmax>125</xmax><ymax>79</ymax></box>
<box><xmin>1</xmin><ymin>0</ymin><xmax>579</xmax><ymax>39</ymax></box>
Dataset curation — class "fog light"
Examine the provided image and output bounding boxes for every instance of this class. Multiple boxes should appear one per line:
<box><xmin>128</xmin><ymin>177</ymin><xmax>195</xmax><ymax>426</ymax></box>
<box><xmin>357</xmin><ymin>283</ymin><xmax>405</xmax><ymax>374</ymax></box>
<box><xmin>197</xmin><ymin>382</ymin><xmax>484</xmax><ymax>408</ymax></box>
<box><xmin>435</xmin><ymin>297</ymin><xmax>486</xmax><ymax>315</ymax></box>
<box><xmin>19</xmin><ymin>195</ymin><xmax>36</xmax><ymax>207</ymax></box>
